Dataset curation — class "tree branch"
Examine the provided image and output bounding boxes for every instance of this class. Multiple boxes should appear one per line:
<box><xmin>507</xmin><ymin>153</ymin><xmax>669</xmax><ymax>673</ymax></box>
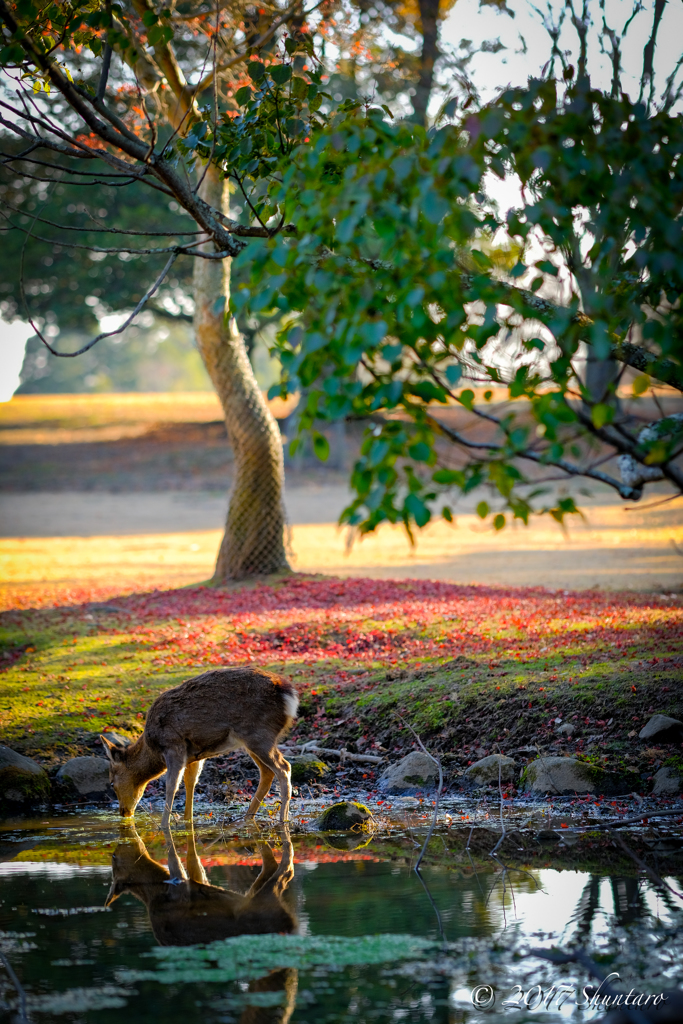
<box><xmin>25</xmin><ymin>252</ymin><xmax>181</xmax><ymax>357</ymax></box>
<box><xmin>611</xmin><ymin>340</ymin><xmax>683</xmax><ymax>393</ymax></box>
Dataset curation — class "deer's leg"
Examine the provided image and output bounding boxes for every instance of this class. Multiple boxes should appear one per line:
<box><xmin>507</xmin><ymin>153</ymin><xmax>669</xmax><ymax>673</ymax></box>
<box><xmin>243</xmin><ymin>751</ymin><xmax>275</xmax><ymax>820</ymax></box>
<box><xmin>162</xmin><ymin>825</ymin><xmax>187</xmax><ymax>882</ymax></box>
<box><xmin>249</xmin><ymin>747</ymin><xmax>291</xmax><ymax>824</ymax></box>
<box><xmin>161</xmin><ymin>753</ymin><xmax>185</xmax><ymax>829</ymax></box>
<box><xmin>183</xmin><ymin>759</ymin><xmax>204</xmax><ymax>822</ymax></box>
<box><xmin>185</xmin><ymin>823</ymin><xmax>208</xmax><ymax>884</ymax></box>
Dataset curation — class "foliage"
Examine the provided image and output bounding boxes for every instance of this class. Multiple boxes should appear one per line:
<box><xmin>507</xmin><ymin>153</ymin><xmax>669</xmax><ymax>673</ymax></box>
<box><xmin>1</xmin><ymin>0</ymin><xmax>682</xmax><ymax>533</ymax></box>
<box><xmin>230</xmin><ymin>77</ymin><xmax>683</xmax><ymax>534</ymax></box>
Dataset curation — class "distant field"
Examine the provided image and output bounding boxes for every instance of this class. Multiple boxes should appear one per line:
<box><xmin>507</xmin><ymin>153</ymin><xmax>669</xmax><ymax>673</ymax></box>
<box><xmin>0</xmin><ymin>392</ymin><xmax>225</xmax><ymax>428</ymax></box>
<box><xmin>0</xmin><ymin>392</ymin><xmax>298</xmax><ymax>441</ymax></box>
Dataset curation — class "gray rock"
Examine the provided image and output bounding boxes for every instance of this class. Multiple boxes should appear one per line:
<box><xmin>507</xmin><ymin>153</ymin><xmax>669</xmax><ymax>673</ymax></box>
<box><xmin>316</xmin><ymin>801</ymin><xmax>373</xmax><ymax>831</ymax></box>
<box><xmin>556</xmin><ymin>723</ymin><xmax>576</xmax><ymax>738</ymax></box>
<box><xmin>462</xmin><ymin>754</ymin><xmax>516</xmax><ymax>787</ymax></box>
<box><xmin>100</xmin><ymin>732</ymin><xmax>131</xmax><ymax>748</ymax></box>
<box><xmin>523</xmin><ymin>756</ymin><xmax>597</xmax><ymax>795</ymax></box>
<box><xmin>377</xmin><ymin>751</ymin><xmax>439</xmax><ymax>794</ymax></box>
<box><xmin>652</xmin><ymin>766</ymin><xmax>682</xmax><ymax>796</ymax></box>
<box><xmin>0</xmin><ymin>746</ymin><xmax>50</xmax><ymax>810</ymax></box>
<box><xmin>639</xmin><ymin>715</ymin><xmax>683</xmax><ymax>743</ymax></box>
<box><xmin>56</xmin><ymin>757</ymin><xmax>112</xmax><ymax>798</ymax></box>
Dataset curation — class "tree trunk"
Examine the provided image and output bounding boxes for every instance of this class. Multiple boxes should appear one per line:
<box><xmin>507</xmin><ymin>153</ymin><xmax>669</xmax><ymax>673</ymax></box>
<box><xmin>193</xmin><ymin>166</ymin><xmax>289</xmax><ymax>580</ymax></box>
<box><xmin>584</xmin><ymin>353</ymin><xmax>619</xmax><ymax>404</ymax></box>
<box><xmin>411</xmin><ymin>0</ymin><xmax>441</xmax><ymax>125</ymax></box>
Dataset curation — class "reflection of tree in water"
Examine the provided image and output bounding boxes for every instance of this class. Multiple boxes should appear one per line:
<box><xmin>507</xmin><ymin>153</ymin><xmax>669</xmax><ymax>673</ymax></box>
<box><xmin>569</xmin><ymin>872</ymin><xmax>682</xmax><ymax>946</ymax></box>
<box><xmin>106</xmin><ymin>826</ymin><xmax>297</xmax><ymax>1024</ymax></box>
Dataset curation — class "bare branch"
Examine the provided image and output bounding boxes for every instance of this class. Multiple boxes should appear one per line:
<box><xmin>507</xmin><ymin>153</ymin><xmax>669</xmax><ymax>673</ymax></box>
<box><xmin>24</xmin><ymin>252</ymin><xmax>181</xmax><ymax>357</ymax></box>
<box><xmin>1</xmin><ymin>198</ymin><xmax>202</xmax><ymax>236</ymax></box>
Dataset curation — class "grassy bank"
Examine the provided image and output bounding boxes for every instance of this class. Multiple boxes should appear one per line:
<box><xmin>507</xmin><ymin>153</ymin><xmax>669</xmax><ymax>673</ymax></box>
<box><xmin>2</xmin><ymin>575</ymin><xmax>682</xmax><ymax>785</ymax></box>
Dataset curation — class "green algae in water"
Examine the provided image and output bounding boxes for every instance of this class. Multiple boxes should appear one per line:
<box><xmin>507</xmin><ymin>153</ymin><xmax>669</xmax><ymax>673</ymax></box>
<box><xmin>119</xmin><ymin>933</ymin><xmax>435</xmax><ymax>984</ymax></box>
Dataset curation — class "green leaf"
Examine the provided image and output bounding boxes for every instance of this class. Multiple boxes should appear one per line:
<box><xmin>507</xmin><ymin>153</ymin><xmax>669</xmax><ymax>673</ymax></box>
<box><xmin>235</xmin><ymin>86</ymin><xmax>252</xmax><ymax>106</ymax></box>
<box><xmin>270</xmin><ymin>64</ymin><xmax>292</xmax><ymax>85</ymax></box>
<box><xmin>444</xmin><ymin>364</ymin><xmax>462</xmax><ymax>387</ymax></box>
<box><xmin>313</xmin><ymin>432</ymin><xmax>330</xmax><ymax>462</ymax></box>
<box><xmin>405</xmin><ymin>493</ymin><xmax>430</xmax><ymax>528</ymax></box>
<box><xmin>423</xmin><ymin>190</ymin><xmax>450</xmax><ymax>224</ymax></box>
<box><xmin>247</xmin><ymin>61</ymin><xmax>265</xmax><ymax>81</ymax></box>
<box><xmin>476</xmin><ymin>501</ymin><xmax>489</xmax><ymax>519</ymax></box>
<box><xmin>493</xmin><ymin>513</ymin><xmax>505</xmax><ymax>531</ymax></box>
<box><xmin>291</xmin><ymin>76</ymin><xmax>308</xmax><ymax>99</ymax></box>
<box><xmin>147</xmin><ymin>23</ymin><xmax>173</xmax><ymax>45</ymax></box>
<box><xmin>432</xmin><ymin>468</ymin><xmax>464</xmax><ymax>486</ymax></box>
<box><xmin>408</xmin><ymin>441</ymin><xmax>431</xmax><ymax>462</ymax></box>
<box><xmin>442</xmin><ymin>505</ymin><xmax>453</xmax><ymax>522</ymax></box>
<box><xmin>632</xmin><ymin>374</ymin><xmax>650</xmax><ymax>397</ymax></box>
<box><xmin>591</xmin><ymin>403</ymin><xmax>613</xmax><ymax>429</ymax></box>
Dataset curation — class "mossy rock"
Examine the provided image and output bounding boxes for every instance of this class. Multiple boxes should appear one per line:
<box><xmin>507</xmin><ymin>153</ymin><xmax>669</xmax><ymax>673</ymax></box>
<box><xmin>289</xmin><ymin>755</ymin><xmax>329</xmax><ymax>785</ymax></box>
<box><xmin>0</xmin><ymin>746</ymin><xmax>50</xmax><ymax>813</ymax></box>
<box><xmin>522</xmin><ymin>756</ymin><xmax>637</xmax><ymax>796</ymax></box>
<box><xmin>316</xmin><ymin>801</ymin><xmax>373</xmax><ymax>831</ymax></box>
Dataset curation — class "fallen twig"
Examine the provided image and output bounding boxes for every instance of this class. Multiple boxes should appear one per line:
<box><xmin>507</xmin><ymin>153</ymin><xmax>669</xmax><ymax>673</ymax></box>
<box><xmin>0</xmin><ymin>948</ymin><xmax>29</xmax><ymax>1022</ymax></box>
<box><xmin>291</xmin><ymin>742</ymin><xmax>384</xmax><ymax>765</ymax></box>
<box><xmin>491</xmin><ymin>746</ymin><xmax>506</xmax><ymax>856</ymax></box>
<box><xmin>394</xmin><ymin>714</ymin><xmax>443</xmax><ymax>872</ymax></box>
<box><xmin>574</xmin><ymin>808</ymin><xmax>683</xmax><ymax>832</ymax></box>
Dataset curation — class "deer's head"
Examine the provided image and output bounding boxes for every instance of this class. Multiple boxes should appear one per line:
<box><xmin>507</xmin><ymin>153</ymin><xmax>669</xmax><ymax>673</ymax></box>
<box><xmin>101</xmin><ymin>736</ymin><xmax>146</xmax><ymax>818</ymax></box>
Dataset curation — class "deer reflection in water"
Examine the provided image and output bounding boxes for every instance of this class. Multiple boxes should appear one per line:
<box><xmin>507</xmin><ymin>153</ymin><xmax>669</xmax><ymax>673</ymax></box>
<box><xmin>106</xmin><ymin>825</ymin><xmax>297</xmax><ymax>1023</ymax></box>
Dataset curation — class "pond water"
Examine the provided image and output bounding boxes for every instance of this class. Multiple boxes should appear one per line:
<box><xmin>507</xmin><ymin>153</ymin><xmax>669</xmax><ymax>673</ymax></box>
<box><xmin>1</xmin><ymin>807</ymin><xmax>682</xmax><ymax>1024</ymax></box>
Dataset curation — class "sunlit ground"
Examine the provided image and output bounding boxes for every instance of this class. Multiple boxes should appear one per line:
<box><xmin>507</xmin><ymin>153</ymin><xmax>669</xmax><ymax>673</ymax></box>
<box><xmin>2</xmin><ymin>501</ymin><xmax>682</xmax><ymax>610</ymax></box>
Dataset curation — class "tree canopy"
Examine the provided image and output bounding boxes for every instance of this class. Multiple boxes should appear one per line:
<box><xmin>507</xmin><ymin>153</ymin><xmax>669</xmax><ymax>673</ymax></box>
<box><xmin>1</xmin><ymin>0</ymin><xmax>682</xmax><ymax>539</ymax></box>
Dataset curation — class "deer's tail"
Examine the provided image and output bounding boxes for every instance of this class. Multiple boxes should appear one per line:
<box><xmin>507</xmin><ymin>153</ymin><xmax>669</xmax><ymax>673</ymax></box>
<box><xmin>279</xmin><ymin>680</ymin><xmax>299</xmax><ymax>722</ymax></box>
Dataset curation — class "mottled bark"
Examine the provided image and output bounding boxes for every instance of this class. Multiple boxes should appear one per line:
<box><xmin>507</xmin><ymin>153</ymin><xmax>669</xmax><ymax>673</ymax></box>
<box><xmin>193</xmin><ymin>166</ymin><xmax>289</xmax><ymax>580</ymax></box>
<box><xmin>411</xmin><ymin>0</ymin><xmax>441</xmax><ymax>126</ymax></box>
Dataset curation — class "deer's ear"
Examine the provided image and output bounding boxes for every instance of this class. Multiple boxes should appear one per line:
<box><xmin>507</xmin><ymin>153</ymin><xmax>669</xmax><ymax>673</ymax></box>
<box><xmin>101</xmin><ymin>735</ymin><xmax>125</xmax><ymax>762</ymax></box>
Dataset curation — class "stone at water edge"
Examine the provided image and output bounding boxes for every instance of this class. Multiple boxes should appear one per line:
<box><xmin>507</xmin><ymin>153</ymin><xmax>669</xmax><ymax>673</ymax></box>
<box><xmin>462</xmin><ymin>754</ymin><xmax>516</xmax><ymax>788</ymax></box>
<box><xmin>523</xmin><ymin>757</ymin><xmax>597</xmax><ymax>795</ymax></box>
<box><xmin>377</xmin><ymin>751</ymin><xmax>439</xmax><ymax>795</ymax></box>
<box><xmin>638</xmin><ymin>714</ymin><xmax>683</xmax><ymax>743</ymax></box>
<box><xmin>0</xmin><ymin>746</ymin><xmax>50</xmax><ymax>811</ymax></box>
<box><xmin>316</xmin><ymin>802</ymin><xmax>373</xmax><ymax>831</ymax></box>
<box><xmin>652</xmin><ymin>766</ymin><xmax>682</xmax><ymax>796</ymax></box>
<box><xmin>289</xmin><ymin>755</ymin><xmax>329</xmax><ymax>785</ymax></box>
<box><xmin>523</xmin><ymin>756</ymin><xmax>637</xmax><ymax>796</ymax></box>
<box><xmin>56</xmin><ymin>757</ymin><xmax>112</xmax><ymax>799</ymax></box>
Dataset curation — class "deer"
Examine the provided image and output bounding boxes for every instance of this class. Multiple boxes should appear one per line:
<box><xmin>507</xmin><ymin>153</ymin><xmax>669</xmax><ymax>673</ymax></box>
<box><xmin>100</xmin><ymin>667</ymin><xmax>298</xmax><ymax>827</ymax></box>
<box><xmin>106</xmin><ymin>823</ymin><xmax>298</xmax><ymax>1023</ymax></box>
<box><xmin>105</xmin><ymin>824</ymin><xmax>297</xmax><ymax>945</ymax></box>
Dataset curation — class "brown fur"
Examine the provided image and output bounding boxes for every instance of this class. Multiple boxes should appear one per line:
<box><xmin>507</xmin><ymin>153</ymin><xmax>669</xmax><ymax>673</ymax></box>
<box><xmin>106</xmin><ymin>827</ymin><xmax>296</xmax><ymax>945</ymax></box>
<box><xmin>101</xmin><ymin>667</ymin><xmax>298</xmax><ymax>825</ymax></box>
<box><xmin>106</xmin><ymin>825</ymin><xmax>298</xmax><ymax>1023</ymax></box>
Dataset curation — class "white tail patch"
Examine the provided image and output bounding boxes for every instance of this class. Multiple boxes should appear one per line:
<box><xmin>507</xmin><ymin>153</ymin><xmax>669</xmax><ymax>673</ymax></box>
<box><xmin>282</xmin><ymin>689</ymin><xmax>299</xmax><ymax>720</ymax></box>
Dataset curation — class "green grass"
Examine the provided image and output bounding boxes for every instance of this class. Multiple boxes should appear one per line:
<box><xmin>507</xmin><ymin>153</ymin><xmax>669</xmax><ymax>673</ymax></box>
<box><xmin>1</xmin><ymin>576</ymin><xmax>682</xmax><ymax>778</ymax></box>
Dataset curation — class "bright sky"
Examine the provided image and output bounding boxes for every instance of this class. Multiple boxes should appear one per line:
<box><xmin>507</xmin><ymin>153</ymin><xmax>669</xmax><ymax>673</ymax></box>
<box><xmin>440</xmin><ymin>0</ymin><xmax>683</xmax><ymax>103</ymax></box>
<box><xmin>0</xmin><ymin>319</ymin><xmax>34</xmax><ymax>402</ymax></box>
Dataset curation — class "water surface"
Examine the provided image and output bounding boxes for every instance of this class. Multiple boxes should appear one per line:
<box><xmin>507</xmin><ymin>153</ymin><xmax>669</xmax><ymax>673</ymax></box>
<box><xmin>1</xmin><ymin>810</ymin><xmax>681</xmax><ymax>1023</ymax></box>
